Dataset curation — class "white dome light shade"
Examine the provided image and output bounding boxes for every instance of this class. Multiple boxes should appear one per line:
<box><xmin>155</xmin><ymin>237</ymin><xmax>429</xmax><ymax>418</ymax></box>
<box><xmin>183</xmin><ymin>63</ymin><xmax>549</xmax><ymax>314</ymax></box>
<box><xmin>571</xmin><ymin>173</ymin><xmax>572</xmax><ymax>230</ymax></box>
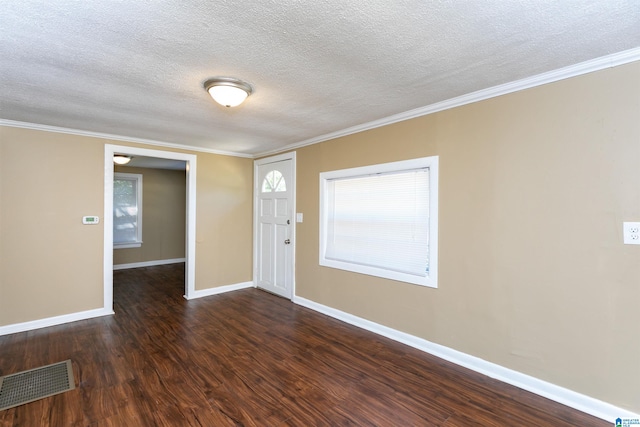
<box><xmin>113</xmin><ymin>155</ymin><xmax>131</xmax><ymax>165</ymax></box>
<box><xmin>204</xmin><ymin>77</ymin><xmax>253</xmax><ymax>108</ymax></box>
<box><xmin>208</xmin><ymin>85</ymin><xmax>248</xmax><ymax>107</ymax></box>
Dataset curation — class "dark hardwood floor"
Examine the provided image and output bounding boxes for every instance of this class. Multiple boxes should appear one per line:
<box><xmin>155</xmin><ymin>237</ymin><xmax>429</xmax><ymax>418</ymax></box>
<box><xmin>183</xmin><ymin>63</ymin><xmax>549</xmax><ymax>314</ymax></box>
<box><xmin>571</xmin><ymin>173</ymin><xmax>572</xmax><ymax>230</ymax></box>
<box><xmin>0</xmin><ymin>264</ymin><xmax>608</xmax><ymax>426</ymax></box>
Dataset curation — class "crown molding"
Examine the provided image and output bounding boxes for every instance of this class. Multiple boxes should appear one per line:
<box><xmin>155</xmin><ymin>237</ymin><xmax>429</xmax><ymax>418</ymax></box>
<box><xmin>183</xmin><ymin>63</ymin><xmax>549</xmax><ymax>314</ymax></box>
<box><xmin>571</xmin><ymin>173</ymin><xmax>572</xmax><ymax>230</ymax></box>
<box><xmin>256</xmin><ymin>47</ymin><xmax>640</xmax><ymax>158</ymax></box>
<box><xmin>3</xmin><ymin>47</ymin><xmax>639</xmax><ymax>160</ymax></box>
<box><xmin>0</xmin><ymin>119</ymin><xmax>253</xmax><ymax>159</ymax></box>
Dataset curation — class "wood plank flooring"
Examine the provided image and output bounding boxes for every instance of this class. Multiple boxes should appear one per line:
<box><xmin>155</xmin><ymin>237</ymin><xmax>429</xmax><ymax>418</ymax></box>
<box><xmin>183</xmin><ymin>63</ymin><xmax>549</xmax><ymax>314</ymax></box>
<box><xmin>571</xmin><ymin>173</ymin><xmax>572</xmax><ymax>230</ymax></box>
<box><xmin>0</xmin><ymin>264</ymin><xmax>608</xmax><ymax>426</ymax></box>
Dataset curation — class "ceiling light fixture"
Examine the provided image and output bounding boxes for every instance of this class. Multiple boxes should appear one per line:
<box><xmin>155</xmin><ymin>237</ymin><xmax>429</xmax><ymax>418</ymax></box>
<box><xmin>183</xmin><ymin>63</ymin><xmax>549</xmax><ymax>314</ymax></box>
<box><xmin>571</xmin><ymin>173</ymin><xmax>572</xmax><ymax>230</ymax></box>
<box><xmin>113</xmin><ymin>155</ymin><xmax>132</xmax><ymax>165</ymax></box>
<box><xmin>204</xmin><ymin>77</ymin><xmax>253</xmax><ymax>108</ymax></box>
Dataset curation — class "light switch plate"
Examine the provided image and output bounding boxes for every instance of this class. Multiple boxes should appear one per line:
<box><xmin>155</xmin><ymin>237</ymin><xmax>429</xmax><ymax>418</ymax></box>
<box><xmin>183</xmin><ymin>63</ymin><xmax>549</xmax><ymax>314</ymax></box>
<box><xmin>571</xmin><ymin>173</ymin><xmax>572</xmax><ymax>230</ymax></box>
<box><xmin>296</xmin><ymin>213</ymin><xmax>303</xmax><ymax>223</ymax></box>
<box><xmin>623</xmin><ymin>222</ymin><xmax>640</xmax><ymax>245</ymax></box>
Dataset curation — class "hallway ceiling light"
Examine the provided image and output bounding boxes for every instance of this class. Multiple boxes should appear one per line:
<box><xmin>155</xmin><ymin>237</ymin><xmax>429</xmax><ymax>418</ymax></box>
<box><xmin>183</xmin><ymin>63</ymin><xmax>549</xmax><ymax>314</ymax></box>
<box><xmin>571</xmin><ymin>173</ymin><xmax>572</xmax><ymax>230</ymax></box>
<box><xmin>204</xmin><ymin>77</ymin><xmax>253</xmax><ymax>108</ymax></box>
<box><xmin>113</xmin><ymin>155</ymin><xmax>131</xmax><ymax>165</ymax></box>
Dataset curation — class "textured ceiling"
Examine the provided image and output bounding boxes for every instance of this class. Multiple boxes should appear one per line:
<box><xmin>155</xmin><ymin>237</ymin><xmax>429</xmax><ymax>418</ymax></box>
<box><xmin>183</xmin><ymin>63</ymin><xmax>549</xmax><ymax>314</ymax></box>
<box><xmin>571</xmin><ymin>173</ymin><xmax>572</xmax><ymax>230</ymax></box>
<box><xmin>1</xmin><ymin>1</ymin><xmax>639</xmax><ymax>156</ymax></box>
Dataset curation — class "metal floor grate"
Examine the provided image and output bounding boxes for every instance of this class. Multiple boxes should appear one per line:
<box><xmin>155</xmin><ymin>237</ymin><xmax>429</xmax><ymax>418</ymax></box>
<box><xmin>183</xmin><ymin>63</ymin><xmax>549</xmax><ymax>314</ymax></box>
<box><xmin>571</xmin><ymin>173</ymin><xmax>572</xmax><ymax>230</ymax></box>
<box><xmin>0</xmin><ymin>360</ymin><xmax>75</xmax><ymax>411</ymax></box>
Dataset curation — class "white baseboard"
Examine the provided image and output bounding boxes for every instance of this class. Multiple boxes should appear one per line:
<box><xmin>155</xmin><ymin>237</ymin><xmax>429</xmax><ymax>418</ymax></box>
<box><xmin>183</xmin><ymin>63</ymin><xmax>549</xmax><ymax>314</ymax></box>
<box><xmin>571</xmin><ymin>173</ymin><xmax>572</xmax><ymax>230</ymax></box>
<box><xmin>0</xmin><ymin>307</ymin><xmax>114</xmax><ymax>336</ymax></box>
<box><xmin>0</xmin><ymin>278</ymin><xmax>250</xmax><ymax>335</ymax></box>
<box><xmin>293</xmin><ymin>295</ymin><xmax>639</xmax><ymax>423</ymax></box>
<box><xmin>184</xmin><ymin>281</ymin><xmax>254</xmax><ymax>300</ymax></box>
<box><xmin>113</xmin><ymin>258</ymin><xmax>186</xmax><ymax>270</ymax></box>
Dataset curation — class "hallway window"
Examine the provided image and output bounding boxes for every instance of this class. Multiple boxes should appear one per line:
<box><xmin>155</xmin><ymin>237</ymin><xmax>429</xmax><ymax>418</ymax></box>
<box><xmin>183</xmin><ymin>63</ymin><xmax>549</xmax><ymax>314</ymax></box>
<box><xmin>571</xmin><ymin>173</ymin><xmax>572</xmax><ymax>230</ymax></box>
<box><xmin>114</xmin><ymin>173</ymin><xmax>143</xmax><ymax>248</ymax></box>
<box><xmin>320</xmin><ymin>156</ymin><xmax>438</xmax><ymax>288</ymax></box>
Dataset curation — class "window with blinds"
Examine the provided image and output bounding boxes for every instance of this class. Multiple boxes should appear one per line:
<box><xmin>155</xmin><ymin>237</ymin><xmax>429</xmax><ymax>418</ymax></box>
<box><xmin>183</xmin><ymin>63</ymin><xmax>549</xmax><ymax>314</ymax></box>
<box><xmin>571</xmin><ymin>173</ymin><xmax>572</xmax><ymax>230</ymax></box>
<box><xmin>319</xmin><ymin>157</ymin><xmax>438</xmax><ymax>287</ymax></box>
<box><xmin>113</xmin><ymin>172</ymin><xmax>143</xmax><ymax>248</ymax></box>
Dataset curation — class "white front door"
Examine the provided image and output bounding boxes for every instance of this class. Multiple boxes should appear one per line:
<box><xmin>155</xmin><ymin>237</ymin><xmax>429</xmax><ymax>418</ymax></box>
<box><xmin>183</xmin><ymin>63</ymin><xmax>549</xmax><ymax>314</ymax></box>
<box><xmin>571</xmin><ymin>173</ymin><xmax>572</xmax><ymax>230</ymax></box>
<box><xmin>255</xmin><ymin>154</ymin><xmax>295</xmax><ymax>299</ymax></box>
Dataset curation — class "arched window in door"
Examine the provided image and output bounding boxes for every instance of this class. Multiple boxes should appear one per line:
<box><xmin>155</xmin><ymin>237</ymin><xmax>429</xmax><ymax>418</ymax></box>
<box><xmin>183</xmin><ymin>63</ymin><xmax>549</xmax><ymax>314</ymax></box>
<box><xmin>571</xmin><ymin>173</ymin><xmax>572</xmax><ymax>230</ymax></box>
<box><xmin>261</xmin><ymin>170</ymin><xmax>287</xmax><ymax>192</ymax></box>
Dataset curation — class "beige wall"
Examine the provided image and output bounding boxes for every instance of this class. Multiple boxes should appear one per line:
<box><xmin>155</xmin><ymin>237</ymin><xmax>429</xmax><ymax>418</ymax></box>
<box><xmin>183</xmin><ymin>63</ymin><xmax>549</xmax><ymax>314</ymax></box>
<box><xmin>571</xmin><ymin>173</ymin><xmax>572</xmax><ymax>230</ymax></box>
<box><xmin>0</xmin><ymin>127</ymin><xmax>253</xmax><ymax>325</ymax></box>
<box><xmin>0</xmin><ymin>131</ymin><xmax>105</xmax><ymax>324</ymax></box>
<box><xmin>294</xmin><ymin>62</ymin><xmax>640</xmax><ymax>412</ymax></box>
<box><xmin>194</xmin><ymin>152</ymin><xmax>253</xmax><ymax>290</ymax></box>
<box><xmin>113</xmin><ymin>166</ymin><xmax>186</xmax><ymax>266</ymax></box>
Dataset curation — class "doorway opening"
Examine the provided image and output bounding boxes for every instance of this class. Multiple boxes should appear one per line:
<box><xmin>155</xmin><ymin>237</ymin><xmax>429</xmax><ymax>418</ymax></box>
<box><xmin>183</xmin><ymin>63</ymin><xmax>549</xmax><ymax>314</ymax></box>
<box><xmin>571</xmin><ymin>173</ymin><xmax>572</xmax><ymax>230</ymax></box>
<box><xmin>104</xmin><ymin>145</ymin><xmax>197</xmax><ymax>313</ymax></box>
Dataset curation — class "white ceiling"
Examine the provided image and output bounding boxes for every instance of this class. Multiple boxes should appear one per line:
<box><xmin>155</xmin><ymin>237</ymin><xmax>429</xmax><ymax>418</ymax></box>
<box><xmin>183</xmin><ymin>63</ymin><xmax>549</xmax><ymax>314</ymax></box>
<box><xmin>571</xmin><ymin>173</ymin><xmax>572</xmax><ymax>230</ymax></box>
<box><xmin>1</xmin><ymin>1</ymin><xmax>639</xmax><ymax>157</ymax></box>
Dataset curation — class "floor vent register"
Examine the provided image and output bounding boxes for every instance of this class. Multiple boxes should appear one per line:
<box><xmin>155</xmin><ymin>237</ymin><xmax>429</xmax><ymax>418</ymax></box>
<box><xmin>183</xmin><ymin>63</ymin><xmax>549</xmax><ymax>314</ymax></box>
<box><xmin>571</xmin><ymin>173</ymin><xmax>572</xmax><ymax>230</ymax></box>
<box><xmin>0</xmin><ymin>360</ymin><xmax>75</xmax><ymax>411</ymax></box>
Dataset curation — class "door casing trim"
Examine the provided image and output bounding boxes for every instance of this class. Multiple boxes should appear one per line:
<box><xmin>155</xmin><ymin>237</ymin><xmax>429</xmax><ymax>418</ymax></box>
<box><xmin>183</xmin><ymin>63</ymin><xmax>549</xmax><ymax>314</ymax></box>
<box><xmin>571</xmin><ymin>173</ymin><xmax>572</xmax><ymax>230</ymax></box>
<box><xmin>104</xmin><ymin>144</ymin><xmax>197</xmax><ymax>309</ymax></box>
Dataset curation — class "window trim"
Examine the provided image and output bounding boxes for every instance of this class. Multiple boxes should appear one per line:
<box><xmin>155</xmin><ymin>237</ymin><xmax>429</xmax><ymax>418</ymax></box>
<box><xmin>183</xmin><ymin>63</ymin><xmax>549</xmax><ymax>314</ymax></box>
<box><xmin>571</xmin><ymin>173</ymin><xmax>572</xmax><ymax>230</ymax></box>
<box><xmin>113</xmin><ymin>172</ymin><xmax>143</xmax><ymax>249</ymax></box>
<box><xmin>319</xmin><ymin>156</ymin><xmax>438</xmax><ymax>288</ymax></box>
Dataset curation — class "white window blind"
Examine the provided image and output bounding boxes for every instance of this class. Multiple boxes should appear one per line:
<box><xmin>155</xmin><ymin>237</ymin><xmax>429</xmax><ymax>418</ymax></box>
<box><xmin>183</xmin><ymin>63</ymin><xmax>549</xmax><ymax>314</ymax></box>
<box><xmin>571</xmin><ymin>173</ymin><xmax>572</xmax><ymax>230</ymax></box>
<box><xmin>113</xmin><ymin>173</ymin><xmax>142</xmax><ymax>247</ymax></box>
<box><xmin>320</xmin><ymin>156</ymin><xmax>438</xmax><ymax>287</ymax></box>
<box><xmin>326</xmin><ymin>169</ymin><xmax>430</xmax><ymax>277</ymax></box>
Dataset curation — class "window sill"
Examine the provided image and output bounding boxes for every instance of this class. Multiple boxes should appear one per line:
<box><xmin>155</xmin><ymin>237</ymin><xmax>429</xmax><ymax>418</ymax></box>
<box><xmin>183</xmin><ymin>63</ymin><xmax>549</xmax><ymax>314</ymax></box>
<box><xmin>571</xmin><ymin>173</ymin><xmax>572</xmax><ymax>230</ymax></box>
<box><xmin>320</xmin><ymin>258</ymin><xmax>437</xmax><ymax>288</ymax></box>
<box><xmin>114</xmin><ymin>242</ymin><xmax>142</xmax><ymax>249</ymax></box>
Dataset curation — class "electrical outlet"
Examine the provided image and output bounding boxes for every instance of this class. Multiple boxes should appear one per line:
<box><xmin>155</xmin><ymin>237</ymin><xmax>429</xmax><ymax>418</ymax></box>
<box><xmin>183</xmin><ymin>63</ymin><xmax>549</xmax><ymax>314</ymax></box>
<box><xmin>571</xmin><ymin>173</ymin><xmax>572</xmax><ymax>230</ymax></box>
<box><xmin>623</xmin><ymin>222</ymin><xmax>640</xmax><ymax>245</ymax></box>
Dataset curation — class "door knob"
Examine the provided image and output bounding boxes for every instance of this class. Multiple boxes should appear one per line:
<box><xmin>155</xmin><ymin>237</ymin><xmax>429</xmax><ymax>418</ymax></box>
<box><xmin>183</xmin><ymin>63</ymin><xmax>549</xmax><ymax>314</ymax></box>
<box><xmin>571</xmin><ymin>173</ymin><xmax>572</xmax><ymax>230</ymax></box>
<box><xmin>284</xmin><ymin>239</ymin><xmax>291</xmax><ymax>244</ymax></box>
